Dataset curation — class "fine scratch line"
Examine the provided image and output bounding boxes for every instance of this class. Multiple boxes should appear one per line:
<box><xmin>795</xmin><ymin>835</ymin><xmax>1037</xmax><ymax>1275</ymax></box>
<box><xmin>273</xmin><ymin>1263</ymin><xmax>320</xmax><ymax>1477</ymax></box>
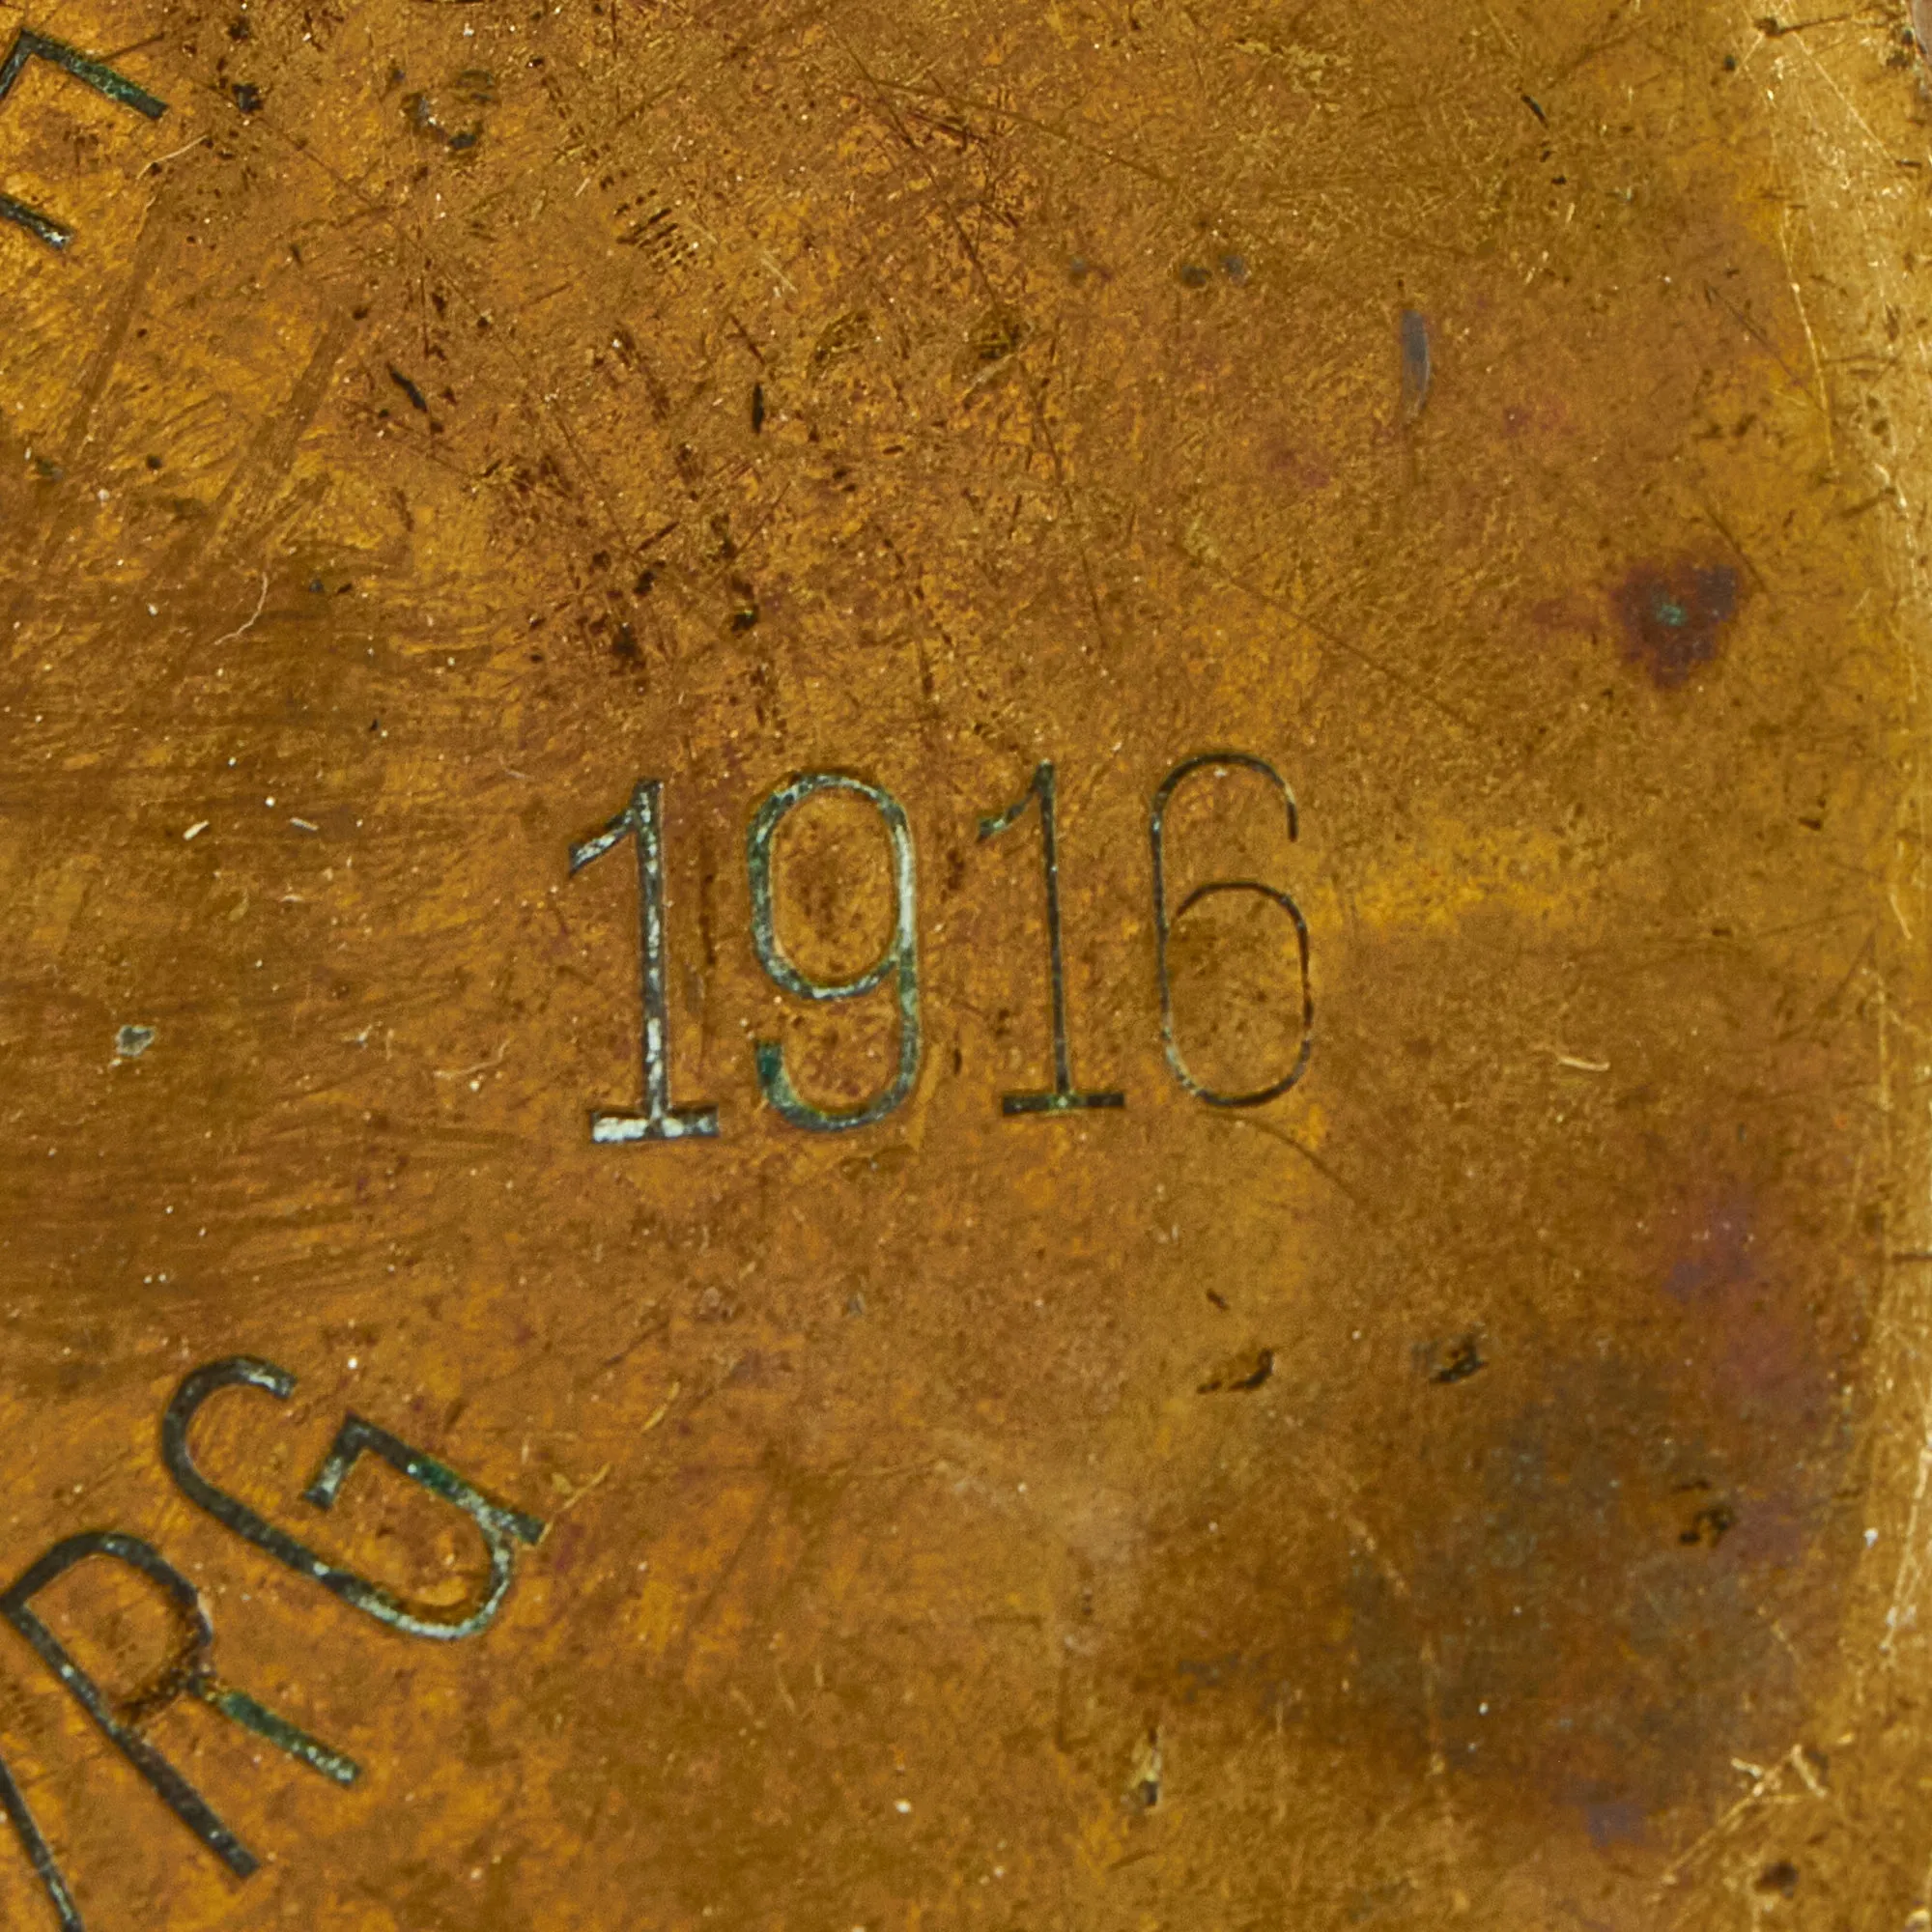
<box><xmin>144</xmin><ymin>132</ymin><xmax>208</xmax><ymax>173</ymax></box>
<box><xmin>205</xmin><ymin>572</ymin><xmax>269</xmax><ymax>651</ymax></box>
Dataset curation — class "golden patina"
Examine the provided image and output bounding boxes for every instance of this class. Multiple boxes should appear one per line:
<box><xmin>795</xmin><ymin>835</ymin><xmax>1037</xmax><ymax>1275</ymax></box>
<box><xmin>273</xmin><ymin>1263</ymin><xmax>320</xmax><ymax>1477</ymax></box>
<box><xmin>1</xmin><ymin>1</ymin><xmax>1930</xmax><ymax>1925</ymax></box>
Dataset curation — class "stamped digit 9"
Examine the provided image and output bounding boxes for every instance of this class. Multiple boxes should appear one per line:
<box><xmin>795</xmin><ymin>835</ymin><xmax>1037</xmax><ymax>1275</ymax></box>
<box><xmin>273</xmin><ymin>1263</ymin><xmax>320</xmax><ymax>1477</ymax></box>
<box><xmin>746</xmin><ymin>774</ymin><xmax>922</xmax><ymax>1131</ymax></box>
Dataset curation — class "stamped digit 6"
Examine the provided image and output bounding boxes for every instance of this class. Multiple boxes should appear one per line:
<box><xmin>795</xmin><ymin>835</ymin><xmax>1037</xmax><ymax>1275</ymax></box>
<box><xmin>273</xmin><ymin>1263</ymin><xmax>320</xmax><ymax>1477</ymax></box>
<box><xmin>1149</xmin><ymin>753</ymin><xmax>1313</xmax><ymax>1107</ymax></box>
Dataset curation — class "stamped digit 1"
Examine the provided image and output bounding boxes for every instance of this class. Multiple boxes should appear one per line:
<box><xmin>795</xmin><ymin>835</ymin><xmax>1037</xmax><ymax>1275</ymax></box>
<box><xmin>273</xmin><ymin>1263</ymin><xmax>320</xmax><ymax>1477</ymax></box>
<box><xmin>1150</xmin><ymin>752</ymin><xmax>1313</xmax><ymax>1106</ymax></box>
<box><xmin>979</xmin><ymin>760</ymin><xmax>1124</xmax><ymax>1116</ymax></box>
<box><xmin>747</xmin><ymin>774</ymin><xmax>922</xmax><ymax>1131</ymax></box>
<box><xmin>571</xmin><ymin>779</ymin><xmax>720</xmax><ymax>1144</ymax></box>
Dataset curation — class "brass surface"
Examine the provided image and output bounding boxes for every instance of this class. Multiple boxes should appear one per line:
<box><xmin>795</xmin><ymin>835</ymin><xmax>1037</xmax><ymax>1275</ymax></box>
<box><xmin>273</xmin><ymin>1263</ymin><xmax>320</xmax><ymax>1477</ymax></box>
<box><xmin>1</xmin><ymin>1</ymin><xmax>1931</xmax><ymax>1925</ymax></box>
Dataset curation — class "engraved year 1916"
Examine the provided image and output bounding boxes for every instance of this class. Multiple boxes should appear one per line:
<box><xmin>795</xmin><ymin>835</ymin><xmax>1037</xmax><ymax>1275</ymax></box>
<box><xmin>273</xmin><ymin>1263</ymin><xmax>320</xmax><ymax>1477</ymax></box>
<box><xmin>571</xmin><ymin>751</ymin><xmax>1315</xmax><ymax>1139</ymax></box>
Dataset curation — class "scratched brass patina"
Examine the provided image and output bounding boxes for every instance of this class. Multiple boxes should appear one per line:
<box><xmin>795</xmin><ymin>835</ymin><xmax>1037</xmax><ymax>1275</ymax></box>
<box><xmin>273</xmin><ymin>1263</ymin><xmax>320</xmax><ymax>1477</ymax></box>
<box><xmin>2</xmin><ymin>1</ymin><xmax>1932</xmax><ymax>1926</ymax></box>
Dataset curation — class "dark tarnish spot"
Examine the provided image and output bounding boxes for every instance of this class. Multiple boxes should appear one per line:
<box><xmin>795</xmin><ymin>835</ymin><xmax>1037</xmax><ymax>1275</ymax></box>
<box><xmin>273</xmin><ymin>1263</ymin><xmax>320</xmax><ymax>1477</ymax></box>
<box><xmin>956</xmin><ymin>306</ymin><xmax>1030</xmax><ymax>391</ymax></box>
<box><xmin>1198</xmin><ymin>1347</ymin><xmax>1273</xmax><ymax>1394</ymax></box>
<box><xmin>1110</xmin><ymin>1293</ymin><xmax>1845</xmax><ymax>1863</ymax></box>
<box><xmin>400</xmin><ymin>84</ymin><xmax>484</xmax><ymax>154</ymax></box>
<box><xmin>727</xmin><ymin>575</ymin><xmax>759</xmax><ymax>632</ymax></box>
<box><xmin>545</xmin><ymin>1520</ymin><xmax>586</xmax><ymax>1579</ymax></box>
<box><xmin>810</xmin><ymin>310</ymin><xmax>871</xmax><ymax>371</ymax></box>
<box><xmin>387</xmin><ymin>365</ymin><xmax>430</xmax><ymax>414</ymax></box>
<box><xmin>965</xmin><ymin>304</ymin><xmax>1027</xmax><ymax>367</ymax></box>
<box><xmin>1585</xmin><ymin>1800</ymin><xmax>1646</xmax><ymax>1850</ymax></box>
<box><xmin>1611</xmin><ymin>560</ymin><xmax>1739</xmax><ymax>688</ymax></box>
<box><xmin>1678</xmin><ymin>1499</ymin><xmax>1736</xmax><ymax>1548</ymax></box>
<box><xmin>1399</xmin><ymin>308</ymin><xmax>1431</xmax><ymax>422</ymax></box>
<box><xmin>1661</xmin><ymin>1186</ymin><xmax>1830</xmax><ymax>1448</ymax></box>
<box><xmin>1426</xmin><ymin>1332</ymin><xmax>1487</xmax><ymax>1384</ymax></box>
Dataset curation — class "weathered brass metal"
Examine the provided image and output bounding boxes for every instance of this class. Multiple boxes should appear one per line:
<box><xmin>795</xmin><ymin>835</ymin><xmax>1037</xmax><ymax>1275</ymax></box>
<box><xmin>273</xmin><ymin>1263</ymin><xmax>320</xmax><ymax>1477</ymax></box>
<box><xmin>2</xmin><ymin>1</ymin><xmax>1931</xmax><ymax>1925</ymax></box>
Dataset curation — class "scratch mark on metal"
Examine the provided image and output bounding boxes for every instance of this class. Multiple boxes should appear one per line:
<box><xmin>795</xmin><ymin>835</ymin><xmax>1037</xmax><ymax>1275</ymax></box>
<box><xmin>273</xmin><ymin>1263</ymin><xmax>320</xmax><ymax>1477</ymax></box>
<box><xmin>205</xmin><ymin>573</ymin><xmax>269</xmax><ymax>652</ymax></box>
